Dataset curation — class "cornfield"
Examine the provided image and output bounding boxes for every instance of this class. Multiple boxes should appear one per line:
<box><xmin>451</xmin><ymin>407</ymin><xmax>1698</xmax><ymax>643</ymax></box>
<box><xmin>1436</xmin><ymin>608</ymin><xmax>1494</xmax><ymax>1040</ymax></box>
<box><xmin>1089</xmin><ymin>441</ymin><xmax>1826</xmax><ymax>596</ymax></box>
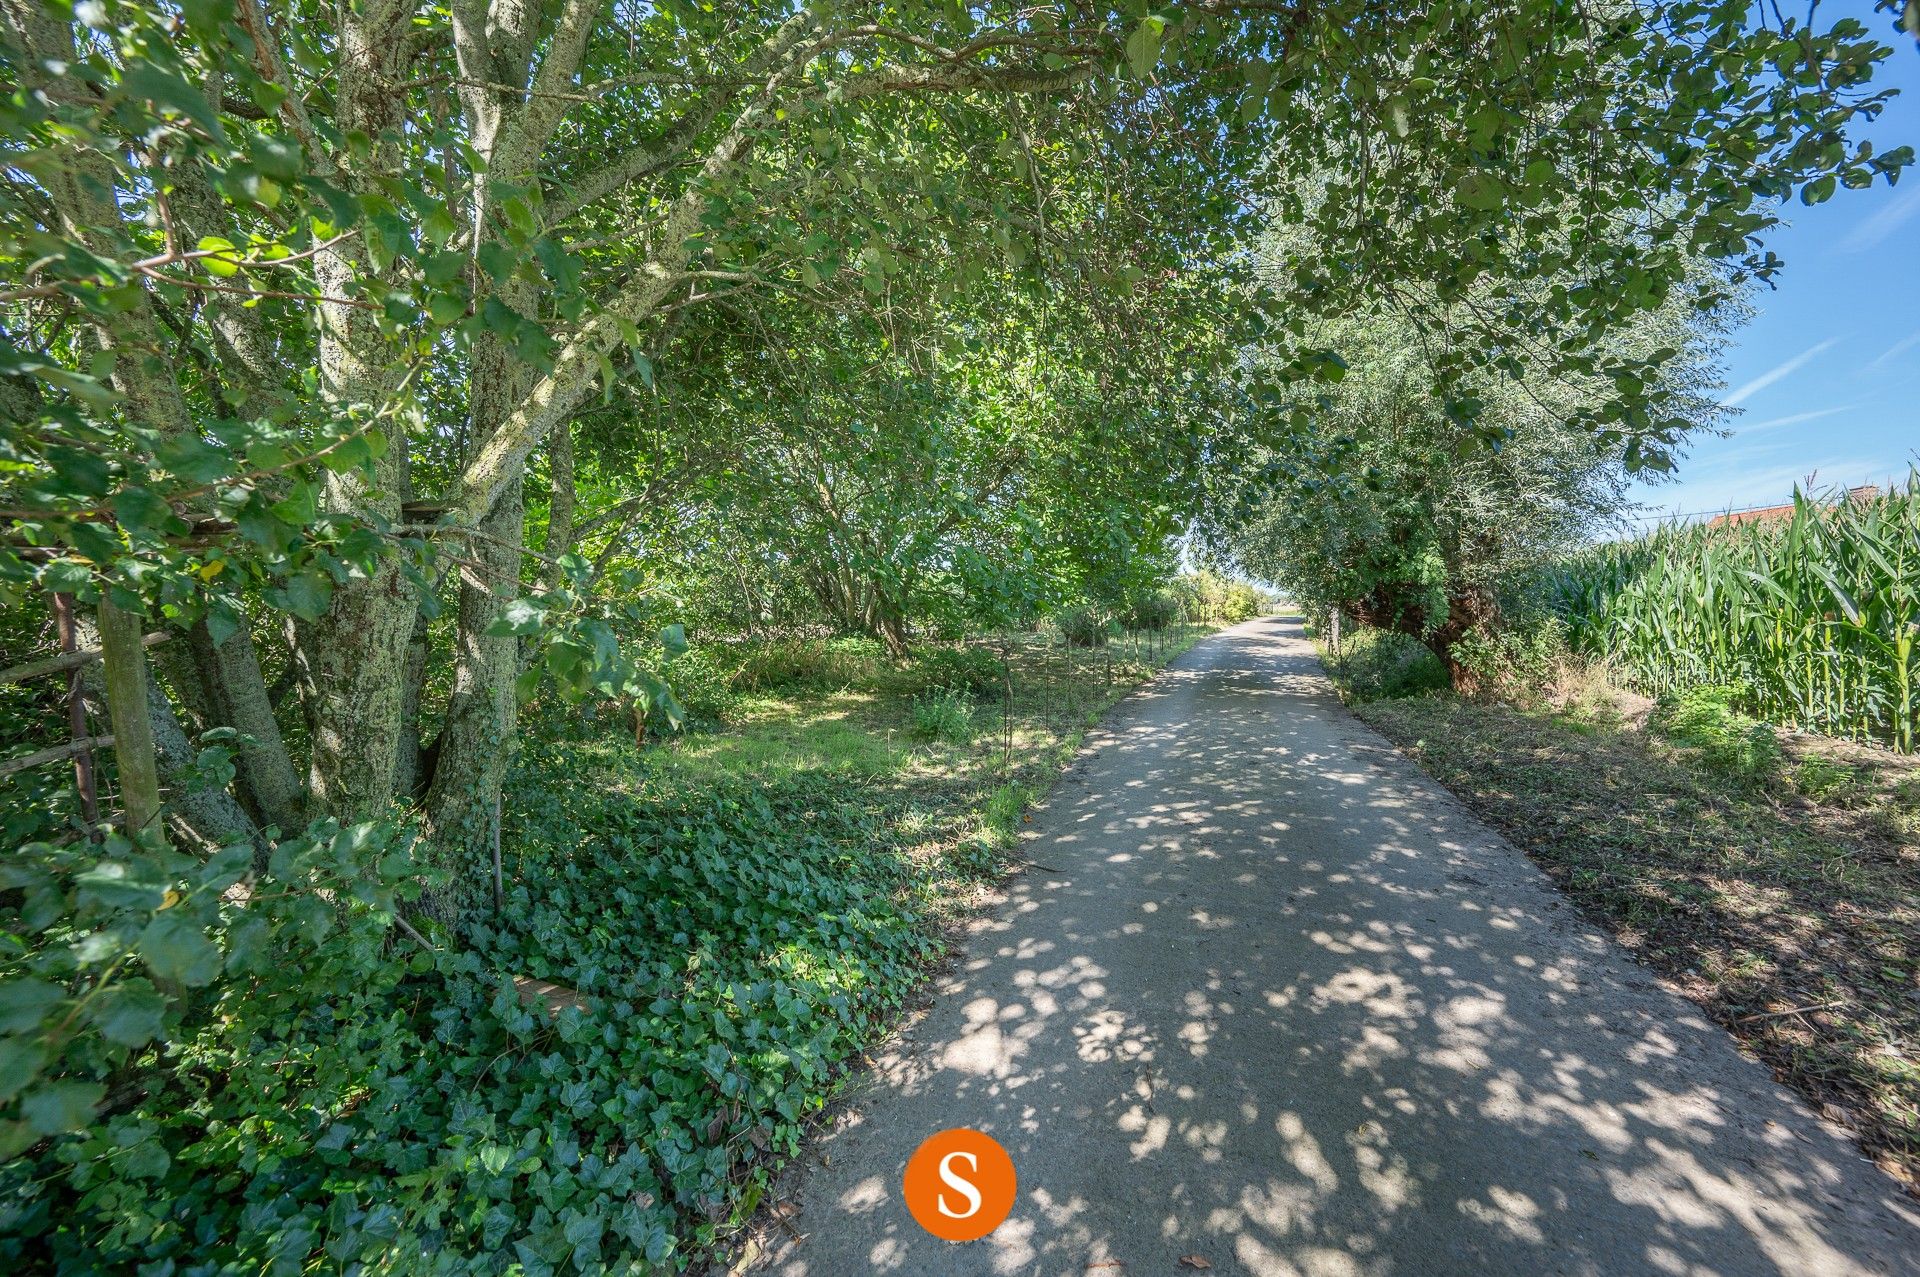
<box><xmin>1545</xmin><ymin>473</ymin><xmax>1919</xmax><ymax>753</ymax></box>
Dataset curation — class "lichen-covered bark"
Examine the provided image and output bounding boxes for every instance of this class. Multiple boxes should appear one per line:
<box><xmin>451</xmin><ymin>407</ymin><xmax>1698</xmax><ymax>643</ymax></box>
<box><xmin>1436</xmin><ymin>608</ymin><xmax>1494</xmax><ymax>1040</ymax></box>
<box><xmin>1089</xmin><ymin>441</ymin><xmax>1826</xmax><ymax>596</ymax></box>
<box><xmin>294</xmin><ymin>0</ymin><xmax>421</xmax><ymax>820</ymax></box>
<box><xmin>423</xmin><ymin>331</ymin><xmax>529</xmax><ymax>916</ymax></box>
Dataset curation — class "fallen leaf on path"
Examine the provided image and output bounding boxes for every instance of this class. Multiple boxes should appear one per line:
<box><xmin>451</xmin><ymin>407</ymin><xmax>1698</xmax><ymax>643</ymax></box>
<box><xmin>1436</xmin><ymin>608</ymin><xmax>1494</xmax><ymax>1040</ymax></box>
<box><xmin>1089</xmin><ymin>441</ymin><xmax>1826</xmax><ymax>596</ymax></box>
<box><xmin>1178</xmin><ymin>1258</ymin><xmax>1212</xmax><ymax>1271</ymax></box>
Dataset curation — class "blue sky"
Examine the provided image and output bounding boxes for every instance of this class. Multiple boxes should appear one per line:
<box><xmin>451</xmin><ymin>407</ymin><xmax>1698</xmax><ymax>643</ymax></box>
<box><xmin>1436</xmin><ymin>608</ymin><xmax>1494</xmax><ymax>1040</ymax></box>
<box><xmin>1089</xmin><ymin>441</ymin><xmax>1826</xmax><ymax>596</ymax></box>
<box><xmin>1626</xmin><ymin>3</ymin><xmax>1920</xmax><ymax>527</ymax></box>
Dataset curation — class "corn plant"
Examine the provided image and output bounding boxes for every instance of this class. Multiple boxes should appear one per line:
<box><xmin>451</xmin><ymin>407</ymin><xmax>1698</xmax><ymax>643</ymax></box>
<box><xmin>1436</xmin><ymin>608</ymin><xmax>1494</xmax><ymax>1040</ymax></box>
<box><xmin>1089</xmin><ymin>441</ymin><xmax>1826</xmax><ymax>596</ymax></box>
<box><xmin>1545</xmin><ymin>472</ymin><xmax>1919</xmax><ymax>752</ymax></box>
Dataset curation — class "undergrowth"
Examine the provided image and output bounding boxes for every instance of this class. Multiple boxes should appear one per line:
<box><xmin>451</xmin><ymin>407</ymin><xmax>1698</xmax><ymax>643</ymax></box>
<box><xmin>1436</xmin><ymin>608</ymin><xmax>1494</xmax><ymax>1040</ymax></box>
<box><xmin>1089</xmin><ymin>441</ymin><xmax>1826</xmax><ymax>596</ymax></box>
<box><xmin>1650</xmin><ymin>683</ymin><xmax>1781</xmax><ymax>785</ymax></box>
<box><xmin>1319</xmin><ymin>627</ymin><xmax>1449</xmax><ymax>702</ymax></box>
<box><xmin>1</xmin><ymin>627</ymin><xmax>1213</xmax><ymax>1271</ymax></box>
<box><xmin>909</xmin><ymin>688</ymin><xmax>976</xmax><ymax>743</ymax></box>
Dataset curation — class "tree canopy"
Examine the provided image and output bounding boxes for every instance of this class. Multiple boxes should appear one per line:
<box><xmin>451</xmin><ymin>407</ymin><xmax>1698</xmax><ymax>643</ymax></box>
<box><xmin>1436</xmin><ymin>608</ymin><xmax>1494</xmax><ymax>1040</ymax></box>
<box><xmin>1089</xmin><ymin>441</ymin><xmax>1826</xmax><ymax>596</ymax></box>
<box><xmin>0</xmin><ymin>0</ymin><xmax>1913</xmax><ymax>1265</ymax></box>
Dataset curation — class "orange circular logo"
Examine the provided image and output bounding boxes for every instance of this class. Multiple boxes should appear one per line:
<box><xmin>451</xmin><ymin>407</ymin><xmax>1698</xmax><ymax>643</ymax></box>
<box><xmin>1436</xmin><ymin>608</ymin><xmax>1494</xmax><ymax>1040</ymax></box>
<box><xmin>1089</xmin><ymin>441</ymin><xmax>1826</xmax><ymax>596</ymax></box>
<box><xmin>901</xmin><ymin>1128</ymin><xmax>1017</xmax><ymax>1241</ymax></box>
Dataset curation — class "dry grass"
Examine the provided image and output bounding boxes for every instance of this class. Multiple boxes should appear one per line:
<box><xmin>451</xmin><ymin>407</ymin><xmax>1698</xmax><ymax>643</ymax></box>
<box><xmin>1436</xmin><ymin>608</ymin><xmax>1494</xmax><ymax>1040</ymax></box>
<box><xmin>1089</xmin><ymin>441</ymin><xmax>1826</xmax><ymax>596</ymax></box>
<box><xmin>1356</xmin><ymin>685</ymin><xmax>1920</xmax><ymax>1193</ymax></box>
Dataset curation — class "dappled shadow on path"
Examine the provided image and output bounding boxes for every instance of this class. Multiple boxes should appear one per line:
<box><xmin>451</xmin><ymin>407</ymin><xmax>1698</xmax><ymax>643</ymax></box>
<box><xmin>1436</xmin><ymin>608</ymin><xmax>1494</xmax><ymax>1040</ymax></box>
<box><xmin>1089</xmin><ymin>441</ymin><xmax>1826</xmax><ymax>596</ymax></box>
<box><xmin>758</xmin><ymin>618</ymin><xmax>1920</xmax><ymax>1277</ymax></box>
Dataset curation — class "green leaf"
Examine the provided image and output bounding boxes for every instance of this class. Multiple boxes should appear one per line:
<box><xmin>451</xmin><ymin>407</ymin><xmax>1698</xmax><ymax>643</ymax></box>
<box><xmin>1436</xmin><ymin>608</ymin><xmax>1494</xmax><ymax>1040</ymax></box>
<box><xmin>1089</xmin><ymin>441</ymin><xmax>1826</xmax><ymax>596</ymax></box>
<box><xmin>195</xmin><ymin>235</ymin><xmax>241</xmax><ymax>277</ymax></box>
<box><xmin>21</xmin><ymin>1080</ymin><xmax>104</xmax><ymax>1136</ymax></box>
<box><xmin>88</xmin><ymin>979</ymin><xmax>168</xmax><ymax>1047</ymax></box>
<box><xmin>487</xmin><ymin>596</ymin><xmax>547</xmax><ymax>638</ymax></box>
<box><xmin>514</xmin><ymin>664</ymin><xmax>544</xmax><ymax>702</ymax></box>
<box><xmin>1800</xmin><ymin>174</ymin><xmax>1837</xmax><ymax>206</ymax></box>
<box><xmin>0</xmin><ymin>1038</ymin><xmax>48</xmax><ymax>1102</ymax></box>
<box><xmin>428</xmin><ymin>292</ymin><xmax>468</xmax><ymax>324</ymax></box>
<box><xmin>270</xmin><ymin>480</ymin><xmax>318</xmax><ymax>526</ymax></box>
<box><xmin>75</xmin><ymin>857</ymin><xmax>169</xmax><ymax>909</ymax></box>
<box><xmin>139</xmin><ymin>913</ymin><xmax>224</xmax><ymax>987</ymax></box>
<box><xmin>272</xmin><ymin>569</ymin><xmax>333</xmax><ymax>621</ymax></box>
<box><xmin>0</xmin><ymin>979</ymin><xmax>65</xmax><ymax>1034</ymax></box>
<box><xmin>114</xmin><ymin>487</ymin><xmax>179</xmax><ymax>538</ymax></box>
<box><xmin>122</xmin><ymin>1138</ymin><xmax>171</xmax><ymax>1180</ymax></box>
<box><xmin>1126</xmin><ymin>16</ymin><xmax>1166</xmax><ymax>79</ymax></box>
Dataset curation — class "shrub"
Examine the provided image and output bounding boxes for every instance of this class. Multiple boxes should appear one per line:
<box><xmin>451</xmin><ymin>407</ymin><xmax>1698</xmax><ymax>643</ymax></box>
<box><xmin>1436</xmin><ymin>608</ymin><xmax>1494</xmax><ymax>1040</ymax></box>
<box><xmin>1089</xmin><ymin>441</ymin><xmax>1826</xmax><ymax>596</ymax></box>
<box><xmin>1323</xmin><ymin>627</ymin><xmax>1449</xmax><ymax>702</ymax></box>
<box><xmin>900</xmin><ymin>645</ymin><xmax>1003</xmax><ymax>698</ymax></box>
<box><xmin>1123</xmin><ymin>590</ymin><xmax>1180</xmax><ymax>632</ymax></box>
<box><xmin>1454</xmin><ymin>615</ymin><xmax>1569</xmax><ymax>705</ymax></box>
<box><xmin>1652</xmin><ymin>684</ymin><xmax>1781</xmax><ymax>784</ymax></box>
<box><xmin>662</xmin><ymin>646</ymin><xmax>744</xmax><ymax>725</ymax></box>
<box><xmin>730</xmin><ymin>636</ymin><xmax>891</xmax><ymax>693</ymax></box>
<box><xmin>910</xmin><ymin>688</ymin><xmax>976</xmax><ymax>743</ymax></box>
<box><xmin>1220</xmin><ymin>582</ymin><xmax>1263</xmax><ymax>623</ymax></box>
<box><xmin>1050</xmin><ymin>605</ymin><xmax>1111</xmax><ymax>648</ymax></box>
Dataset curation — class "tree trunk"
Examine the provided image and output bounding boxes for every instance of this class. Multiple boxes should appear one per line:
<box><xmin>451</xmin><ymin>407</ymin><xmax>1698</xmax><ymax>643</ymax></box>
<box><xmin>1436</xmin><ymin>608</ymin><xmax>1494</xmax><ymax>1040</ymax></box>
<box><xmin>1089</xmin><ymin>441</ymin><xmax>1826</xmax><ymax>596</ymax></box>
<box><xmin>421</xmin><ymin>472</ymin><xmax>524</xmax><ymax>912</ymax></box>
<box><xmin>1420</xmin><ymin>585</ymin><xmax>1501</xmax><ymax>698</ymax></box>
<box><xmin>295</xmin><ymin>0</ymin><xmax>421</xmax><ymax>821</ymax></box>
<box><xmin>1424</xmin><ymin>638</ymin><xmax>1485</xmax><ymax>698</ymax></box>
<box><xmin>98</xmin><ymin>600</ymin><xmax>166</xmax><ymax>848</ymax></box>
<box><xmin>180</xmin><ymin>620</ymin><xmax>302</xmax><ymax>829</ymax></box>
<box><xmin>394</xmin><ymin>605</ymin><xmax>432</xmax><ymax>799</ymax></box>
<box><xmin>422</xmin><ymin>318</ymin><xmax>531</xmax><ymax>919</ymax></box>
<box><xmin>543</xmin><ymin>421</ymin><xmax>576</xmax><ymax>584</ymax></box>
<box><xmin>1349</xmin><ymin>582</ymin><xmax>1501</xmax><ymax>698</ymax></box>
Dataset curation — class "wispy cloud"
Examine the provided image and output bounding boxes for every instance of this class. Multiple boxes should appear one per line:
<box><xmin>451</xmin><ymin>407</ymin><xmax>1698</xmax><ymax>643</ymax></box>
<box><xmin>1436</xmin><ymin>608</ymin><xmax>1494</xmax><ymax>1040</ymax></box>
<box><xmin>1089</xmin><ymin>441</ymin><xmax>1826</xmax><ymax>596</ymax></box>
<box><xmin>1734</xmin><ymin>405</ymin><xmax>1851</xmax><ymax>434</ymax></box>
<box><xmin>1722</xmin><ymin>337</ymin><xmax>1839</xmax><ymax>407</ymax></box>
<box><xmin>1866</xmin><ymin>327</ymin><xmax>1920</xmax><ymax>372</ymax></box>
<box><xmin>1842</xmin><ymin>185</ymin><xmax>1920</xmax><ymax>253</ymax></box>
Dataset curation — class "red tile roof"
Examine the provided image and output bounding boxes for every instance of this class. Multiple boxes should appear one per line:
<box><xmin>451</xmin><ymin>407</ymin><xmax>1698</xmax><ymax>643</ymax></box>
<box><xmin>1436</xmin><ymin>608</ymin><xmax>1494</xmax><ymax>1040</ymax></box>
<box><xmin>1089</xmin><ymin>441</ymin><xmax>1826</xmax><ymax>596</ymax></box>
<box><xmin>1704</xmin><ymin>485</ymin><xmax>1881</xmax><ymax>529</ymax></box>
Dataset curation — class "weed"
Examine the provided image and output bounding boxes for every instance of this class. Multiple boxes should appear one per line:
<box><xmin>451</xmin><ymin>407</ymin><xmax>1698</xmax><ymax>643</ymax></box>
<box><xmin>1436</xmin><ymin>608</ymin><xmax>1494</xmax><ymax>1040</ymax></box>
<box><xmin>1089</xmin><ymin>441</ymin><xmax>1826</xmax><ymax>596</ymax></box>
<box><xmin>911</xmin><ymin>687</ymin><xmax>977</xmax><ymax>742</ymax></box>
<box><xmin>899</xmin><ymin>645</ymin><xmax>1003</xmax><ymax>698</ymax></box>
<box><xmin>1454</xmin><ymin>615</ymin><xmax>1569</xmax><ymax>705</ymax></box>
<box><xmin>982</xmin><ymin>781</ymin><xmax>1036</xmax><ymax>847</ymax></box>
<box><xmin>1652</xmin><ymin>684</ymin><xmax>1780</xmax><ymax>784</ymax></box>
<box><xmin>731</xmin><ymin>636</ymin><xmax>892</xmax><ymax>693</ymax></box>
<box><xmin>1793</xmin><ymin>756</ymin><xmax>1865</xmax><ymax>805</ymax></box>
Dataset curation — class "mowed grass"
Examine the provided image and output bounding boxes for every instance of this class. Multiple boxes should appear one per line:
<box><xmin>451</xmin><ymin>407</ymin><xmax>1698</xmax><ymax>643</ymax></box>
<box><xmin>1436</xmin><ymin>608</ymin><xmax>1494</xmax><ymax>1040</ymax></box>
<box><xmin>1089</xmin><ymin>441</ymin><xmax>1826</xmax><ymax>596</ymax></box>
<box><xmin>1355</xmin><ymin>689</ymin><xmax>1920</xmax><ymax>1191</ymax></box>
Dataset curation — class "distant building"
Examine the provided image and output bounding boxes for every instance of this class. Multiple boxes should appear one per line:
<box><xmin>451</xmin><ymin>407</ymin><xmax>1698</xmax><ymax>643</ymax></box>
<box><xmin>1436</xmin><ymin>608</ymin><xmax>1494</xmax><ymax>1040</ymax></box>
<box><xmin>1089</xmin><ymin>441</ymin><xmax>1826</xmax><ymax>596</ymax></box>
<box><xmin>1704</xmin><ymin>484</ymin><xmax>1881</xmax><ymax>530</ymax></box>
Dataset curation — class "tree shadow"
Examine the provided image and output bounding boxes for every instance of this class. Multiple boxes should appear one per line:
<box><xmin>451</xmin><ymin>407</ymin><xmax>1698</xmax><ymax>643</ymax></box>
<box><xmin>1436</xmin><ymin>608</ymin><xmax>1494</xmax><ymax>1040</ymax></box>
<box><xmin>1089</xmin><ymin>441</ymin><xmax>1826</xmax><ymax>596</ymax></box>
<box><xmin>752</xmin><ymin>617</ymin><xmax>1920</xmax><ymax>1277</ymax></box>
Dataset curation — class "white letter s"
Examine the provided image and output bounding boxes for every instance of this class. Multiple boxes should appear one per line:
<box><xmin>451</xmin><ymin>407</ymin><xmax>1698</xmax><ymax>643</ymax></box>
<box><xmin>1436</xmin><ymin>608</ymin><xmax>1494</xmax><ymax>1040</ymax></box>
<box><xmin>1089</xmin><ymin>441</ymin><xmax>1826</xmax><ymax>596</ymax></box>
<box><xmin>935</xmin><ymin>1150</ymin><xmax>982</xmax><ymax>1219</ymax></box>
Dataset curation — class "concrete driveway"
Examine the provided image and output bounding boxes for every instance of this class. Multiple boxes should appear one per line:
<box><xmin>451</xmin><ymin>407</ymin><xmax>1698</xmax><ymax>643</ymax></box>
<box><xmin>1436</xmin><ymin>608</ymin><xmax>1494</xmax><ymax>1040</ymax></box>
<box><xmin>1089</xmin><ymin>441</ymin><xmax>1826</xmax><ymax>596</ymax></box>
<box><xmin>748</xmin><ymin>616</ymin><xmax>1919</xmax><ymax>1276</ymax></box>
